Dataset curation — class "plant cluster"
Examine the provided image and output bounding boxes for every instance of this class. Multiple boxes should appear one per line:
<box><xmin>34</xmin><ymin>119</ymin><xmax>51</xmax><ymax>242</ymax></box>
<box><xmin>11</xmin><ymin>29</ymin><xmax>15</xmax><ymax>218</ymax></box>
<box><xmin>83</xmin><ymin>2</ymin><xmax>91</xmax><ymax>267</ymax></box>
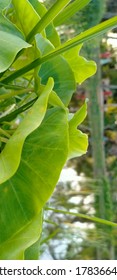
<box><xmin>0</xmin><ymin>0</ymin><xmax>117</xmax><ymax>259</ymax></box>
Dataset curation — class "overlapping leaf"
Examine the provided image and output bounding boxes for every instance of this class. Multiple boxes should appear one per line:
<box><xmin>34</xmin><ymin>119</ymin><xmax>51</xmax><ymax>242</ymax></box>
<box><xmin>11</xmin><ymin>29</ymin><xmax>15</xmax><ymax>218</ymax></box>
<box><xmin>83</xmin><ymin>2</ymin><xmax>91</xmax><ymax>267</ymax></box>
<box><xmin>37</xmin><ymin>34</ymin><xmax>76</xmax><ymax>106</ymax></box>
<box><xmin>1</xmin><ymin>16</ymin><xmax>117</xmax><ymax>86</ymax></box>
<box><xmin>0</xmin><ymin>212</ymin><xmax>42</xmax><ymax>260</ymax></box>
<box><xmin>0</xmin><ymin>0</ymin><xmax>116</xmax><ymax>261</ymax></box>
<box><xmin>0</xmin><ymin>106</ymin><xmax>69</xmax><ymax>259</ymax></box>
<box><xmin>0</xmin><ymin>78</ymin><xmax>54</xmax><ymax>184</ymax></box>
<box><xmin>0</xmin><ymin>32</ymin><xmax>31</xmax><ymax>74</ymax></box>
<box><xmin>0</xmin><ymin>14</ymin><xmax>31</xmax><ymax>73</ymax></box>
<box><xmin>12</xmin><ymin>0</ymin><xmax>40</xmax><ymax>37</ymax></box>
<box><xmin>26</xmin><ymin>0</ymin><xmax>71</xmax><ymax>42</ymax></box>
<box><xmin>0</xmin><ymin>76</ymin><xmax>87</xmax><ymax>259</ymax></box>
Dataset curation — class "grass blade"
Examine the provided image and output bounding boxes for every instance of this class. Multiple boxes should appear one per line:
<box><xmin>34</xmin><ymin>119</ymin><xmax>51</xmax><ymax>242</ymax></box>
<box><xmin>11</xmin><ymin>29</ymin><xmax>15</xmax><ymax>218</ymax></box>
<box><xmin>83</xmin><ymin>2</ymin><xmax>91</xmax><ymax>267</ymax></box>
<box><xmin>26</xmin><ymin>0</ymin><xmax>71</xmax><ymax>42</ymax></box>
<box><xmin>54</xmin><ymin>0</ymin><xmax>91</xmax><ymax>26</ymax></box>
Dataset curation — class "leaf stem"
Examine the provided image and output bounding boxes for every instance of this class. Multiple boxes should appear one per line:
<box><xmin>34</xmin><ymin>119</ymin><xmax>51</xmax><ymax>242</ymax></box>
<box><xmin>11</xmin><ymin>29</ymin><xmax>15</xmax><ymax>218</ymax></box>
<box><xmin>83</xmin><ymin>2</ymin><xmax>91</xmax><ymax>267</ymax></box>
<box><xmin>45</xmin><ymin>207</ymin><xmax>117</xmax><ymax>227</ymax></box>
<box><xmin>0</xmin><ymin>83</ymin><xmax>25</xmax><ymax>90</ymax></box>
<box><xmin>0</xmin><ymin>88</ymin><xmax>34</xmax><ymax>100</ymax></box>
<box><xmin>0</xmin><ymin>98</ymin><xmax>37</xmax><ymax>123</ymax></box>
<box><xmin>0</xmin><ymin>128</ymin><xmax>11</xmax><ymax>138</ymax></box>
<box><xmin>26</xmin><ymin>0</ymin><xmax>71</xmax><ymax>42</ymax></box>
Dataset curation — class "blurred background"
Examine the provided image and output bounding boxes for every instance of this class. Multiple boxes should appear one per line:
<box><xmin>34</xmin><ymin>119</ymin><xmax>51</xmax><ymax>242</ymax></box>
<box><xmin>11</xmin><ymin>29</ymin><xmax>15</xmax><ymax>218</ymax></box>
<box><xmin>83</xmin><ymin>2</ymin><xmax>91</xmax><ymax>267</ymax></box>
<box><xmin>40</xmin><ymin>0</ymin><xmax>117</xmax><ymax>260</ymax></box>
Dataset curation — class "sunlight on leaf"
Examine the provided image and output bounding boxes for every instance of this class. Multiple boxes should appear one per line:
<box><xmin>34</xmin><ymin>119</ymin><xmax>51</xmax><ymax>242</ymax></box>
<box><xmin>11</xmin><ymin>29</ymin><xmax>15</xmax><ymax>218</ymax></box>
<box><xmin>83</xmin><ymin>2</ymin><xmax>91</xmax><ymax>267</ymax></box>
<box><xmin>64</xmin><ymin>44</ymin><xmax>97</xmax><ymax>84</ymax></box>
<box><xmin>0</xmin><ymin>32</ymin><xmax>30</xmax><ymax>73</ymax></box>
<box><xmin>0</xmin><ymin>77</ymin><xmax>54</xmax><ymax>184</ymax></box>
<box><xmin>0</xmin><ymin>106</ymin><xmax>68</xmax><ymax>259</ymax></box>
<box><xmin>12</xmin><ymin>0</ymin><xmax>40</xmax><ymax>37</ymax></box>
<box><xmin>0</xmin><ymin>212</ymin><xmax>42</xmax><ymax>260</ymax></box>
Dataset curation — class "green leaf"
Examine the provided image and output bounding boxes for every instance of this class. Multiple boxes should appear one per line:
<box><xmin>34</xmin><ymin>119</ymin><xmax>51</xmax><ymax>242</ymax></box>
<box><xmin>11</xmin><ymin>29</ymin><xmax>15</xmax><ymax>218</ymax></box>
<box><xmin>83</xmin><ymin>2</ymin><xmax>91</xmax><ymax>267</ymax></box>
<box><xmin>0</xmin><ymin>13</ymin><xmax>31</xmax><ymax>73</ymax></box>
<box><xmin>64</xmin><ymin>44</ymin><xmax>97</xmax><ymax>84</ymax></box>
<box><xmin>0</xmin><ymin>13</ymin><xmax>24</xmax><ymax>38</ymax></box>
<box><xmin>25</xmin><ymin>238</ymin><xmax>41</xmax><ymax>260</ymax></box>
<box><xmin>68</xmin><ymin>100</ymin><xmax>88</xmax><ymax>159</ymax></box>
<box><xmin>0</xmin><ymin>0</ymin><xmax>11</xmax><ymax>11</ymax></box>
<box><xmin>0</xmin><ymin>212</ymin><xmax>42</xmax><ymax>260</ymax></box>
<box><xmin>55</xmin><ymin>16</ymin><xmax>117</xmax><ymax>55</ymax></box>
<box><xmin>0</xmin><ymin>80</ymin><xmax>88</xmax><ymax>259</ymax></box>
<box><xmin>0</xmin><ymin>106</ymin><xmax>69</xmax><ymax>259</ymax></box>
<box><xmin>0</xmin><ymin>77</ymin><xmax>54</xmax><ymax>184</ymax></box>
<box><xmin>37</xmin><ymin>34</ymin><xmax>76</xmax><ymax>105</ymax></box>
<box><xmin>40</xmin><ymin>16</ymin><xmax>117</xmax><ymax>62</ymax></box>
<box><xmin>12</xmin><ymin>43</ymin><xmax>40</xmax><ymax>80</ymax></box>
<box><xmin>0</xmin><ymin>31</ymin><xmax>31</xmax><ymax>73</ymax></box>
<box><xmin>54</xmin><ymin>0</ymin><xmax>91</xmax><ymax>26</ymax></box>
<box><xmin>12</xmin><ymin>0</ymin><xmax>40</xmax><ymax>37</ymax></box>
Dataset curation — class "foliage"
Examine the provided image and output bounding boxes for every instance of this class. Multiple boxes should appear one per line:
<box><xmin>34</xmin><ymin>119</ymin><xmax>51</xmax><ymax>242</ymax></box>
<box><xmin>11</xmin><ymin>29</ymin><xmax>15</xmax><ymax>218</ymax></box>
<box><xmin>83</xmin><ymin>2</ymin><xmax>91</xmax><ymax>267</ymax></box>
<box><xmin>0</xmin><ymin>0</ymin><xmax>117</xmax><ymax>259</ymax></box>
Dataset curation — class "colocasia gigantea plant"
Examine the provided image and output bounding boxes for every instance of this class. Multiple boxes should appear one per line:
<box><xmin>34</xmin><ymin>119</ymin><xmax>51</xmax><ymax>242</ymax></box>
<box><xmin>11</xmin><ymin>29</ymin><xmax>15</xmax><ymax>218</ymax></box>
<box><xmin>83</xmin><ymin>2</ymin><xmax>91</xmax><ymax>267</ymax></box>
<box><xmin>0</xmin><ymin>0</ymin><xmax>117</xmax><ymax>259</ymax></box>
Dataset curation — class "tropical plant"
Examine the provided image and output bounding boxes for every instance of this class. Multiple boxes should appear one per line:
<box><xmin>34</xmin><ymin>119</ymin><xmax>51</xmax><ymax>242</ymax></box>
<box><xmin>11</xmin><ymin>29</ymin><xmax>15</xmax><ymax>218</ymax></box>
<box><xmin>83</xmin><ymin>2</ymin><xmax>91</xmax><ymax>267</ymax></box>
<box><xmin>0</xmin><ymin>0</ymin><xmax>117</xmax><ymax>260</ymax></box>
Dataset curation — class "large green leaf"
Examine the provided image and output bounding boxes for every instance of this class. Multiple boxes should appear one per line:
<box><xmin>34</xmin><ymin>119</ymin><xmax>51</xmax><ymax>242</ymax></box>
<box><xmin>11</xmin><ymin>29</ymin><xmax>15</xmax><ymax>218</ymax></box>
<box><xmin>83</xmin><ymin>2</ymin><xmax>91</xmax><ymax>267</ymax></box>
<box><xmin>0</xmin><ymin>212</ymin><xmax>42</xmax><ymax>260</ymax></box>
<box><xmin>0</xmin><ymin>13</ymin><xmax>24</xmax><ymax>38</ymax></box>
<box><xmin>0</xmin><ymin>13</ymin><xmax>31</xmax><ymax>73</ymax></box>
<box><xmin>64</xmin><ymin>44</ymin><xmax>97</xmax><ymax>84</ymax></box>
<box><xmin>10</xmin><ymin>1</ymin><xmax>42</xmax><ymax>79</ymax></box>
<box><xmin>0</xmin><ymin>13</ymin><xmax>39</xmax><ymax>78</ymax></box>
<box><xmin>0</xmin><ymin>78</ymin><xmax>54</xmax><ymax>184</ymax></box>
<box><xmin>12</xmin><ymin>0</ymin><xmax>40</xmax><ymax>37</ymax></box>
<box><xmin>0</xmin><ymin>106</ymin><xmax>69</xmax><ymax>259</ymax></box>
<box><xmin>0</xmin><ymin>81</ymin><xmax>88</xmax><ymax>259</ymax></box>
<box><xmin>37</xmin><ymin>34</ymin><xmax>76</xmax><ymax>105</ymax></box>
<box><xmin>0</xmin><ymin>31</ymin><xmax>31</xmax><ymax>73</ymax></box>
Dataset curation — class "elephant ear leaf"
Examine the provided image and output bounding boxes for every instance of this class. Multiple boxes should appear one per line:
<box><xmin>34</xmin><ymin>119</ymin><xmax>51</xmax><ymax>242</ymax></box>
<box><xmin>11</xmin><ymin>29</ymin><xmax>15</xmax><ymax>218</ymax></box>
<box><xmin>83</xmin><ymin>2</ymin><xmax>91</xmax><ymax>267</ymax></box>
<box><xmin>12</xmin><ymin>0</ymin><xmax>40</xmax><ymax>37</ymax></box>
<box><xmin>0</xmin><ymin>105</ymin><xmax>69</xmax><ymax>260</ymax></box>
<box><xmin>64</xmin><ymin>44</ymin><xmax>97</xmax><ymax>84</ymax></box>
<box><xmin>68</xmin><ymin>100</ymin><xmax>88</xmax><ymax>159</ymax></box>
<box><xmin>0</xmin><ymin>77</ymin><xmax>54</xmax><ymax>184</ymax></box>
<box><xmin>0</xmin><ymin>13</ymin><xmax>31</xmax><ymax>73</ymax></box>
<box><xmin>0</xmin><ymin>32</ymin><xmax>31</xmax><ymax>73</ymax></box>
<box><xmin>37</xmin><ymin>34</ymin><xmax>76</xmax><ymax>106</ymax></box>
